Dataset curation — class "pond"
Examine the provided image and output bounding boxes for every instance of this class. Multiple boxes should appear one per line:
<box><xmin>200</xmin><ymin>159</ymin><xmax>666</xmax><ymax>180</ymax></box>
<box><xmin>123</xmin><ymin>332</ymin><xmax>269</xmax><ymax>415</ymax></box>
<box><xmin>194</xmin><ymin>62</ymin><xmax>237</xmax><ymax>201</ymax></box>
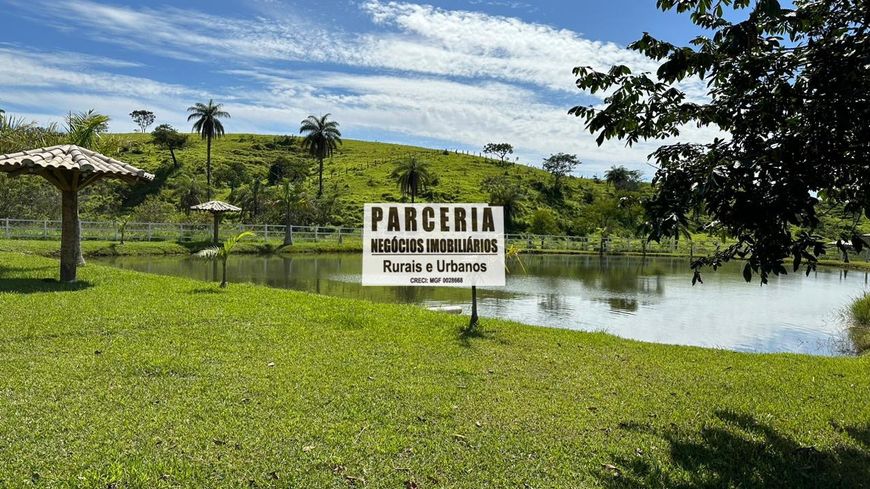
<box><xmin>93</xmin><ymin>253</ymin><xmax>869</xmax><ymax>356</ymax></box>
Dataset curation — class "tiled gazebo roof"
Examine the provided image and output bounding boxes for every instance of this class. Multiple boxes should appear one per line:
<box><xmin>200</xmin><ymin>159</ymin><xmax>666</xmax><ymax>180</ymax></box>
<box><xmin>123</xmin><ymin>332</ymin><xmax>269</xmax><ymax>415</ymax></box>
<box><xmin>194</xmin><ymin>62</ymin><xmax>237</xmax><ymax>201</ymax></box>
<box><xmin>0</xmin><ymin>145</ymin><xmax>154</xmax><ymax>183</ymax></box>
<box><xmin>190</xmin><ymin>200</ymin><xmax>242</xmax><ymax>213</ymax></box>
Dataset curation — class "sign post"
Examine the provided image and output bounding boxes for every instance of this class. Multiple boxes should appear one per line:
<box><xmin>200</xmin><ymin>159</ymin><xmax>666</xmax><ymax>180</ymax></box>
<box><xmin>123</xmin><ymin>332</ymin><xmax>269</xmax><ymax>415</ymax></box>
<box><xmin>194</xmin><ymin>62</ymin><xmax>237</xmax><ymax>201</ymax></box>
<box><xmin>362</xmin><ymin>203</ymin><xmax>505</xmax><ymax>329</ymax></box>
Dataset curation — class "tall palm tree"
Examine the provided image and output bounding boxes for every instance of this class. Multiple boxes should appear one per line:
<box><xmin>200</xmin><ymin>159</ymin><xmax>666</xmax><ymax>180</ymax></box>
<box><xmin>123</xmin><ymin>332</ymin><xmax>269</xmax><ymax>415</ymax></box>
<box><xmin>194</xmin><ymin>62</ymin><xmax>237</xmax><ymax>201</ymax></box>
<box><xmin>299</xmin><ymin>114</ymin><xmax>342</xmax><ymax>197</ymax></box>
<box><xmin>187</xmin><ymin>100</ymin><xmax>230</xmax><ymax>200</ymax></box>
<box><xmin>390</xmin><ymin>157</ymin><xmax>433</xmax><ymax>203</ymax></box>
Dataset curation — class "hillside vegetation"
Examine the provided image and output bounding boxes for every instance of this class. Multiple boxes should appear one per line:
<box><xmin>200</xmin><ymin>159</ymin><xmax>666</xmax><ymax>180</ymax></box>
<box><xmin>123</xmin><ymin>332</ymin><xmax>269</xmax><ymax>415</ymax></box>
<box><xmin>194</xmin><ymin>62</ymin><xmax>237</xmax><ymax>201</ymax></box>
<box><xmin>0</xmin><ymin>132</ymin><xmax>647</xmax><ymax>235</ymax></box>
<box><xmin>2</xmin><ymin>128</ymin><xmax>865</xmax><ymax>243</ymax></box>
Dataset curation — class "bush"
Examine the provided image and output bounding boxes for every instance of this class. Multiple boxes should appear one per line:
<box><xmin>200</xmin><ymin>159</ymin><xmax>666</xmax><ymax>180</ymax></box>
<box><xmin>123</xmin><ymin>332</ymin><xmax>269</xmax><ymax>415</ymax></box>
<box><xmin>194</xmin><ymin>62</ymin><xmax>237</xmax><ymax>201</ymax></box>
<box><xmin>528</xmin><ymin>208</ymin><xmax>560</xmax><ymax>235</ymax></box>
<box><xmin>850</xmin><ymin>295</ymin><xmax>870</xmax><ymax>326</ymax></box>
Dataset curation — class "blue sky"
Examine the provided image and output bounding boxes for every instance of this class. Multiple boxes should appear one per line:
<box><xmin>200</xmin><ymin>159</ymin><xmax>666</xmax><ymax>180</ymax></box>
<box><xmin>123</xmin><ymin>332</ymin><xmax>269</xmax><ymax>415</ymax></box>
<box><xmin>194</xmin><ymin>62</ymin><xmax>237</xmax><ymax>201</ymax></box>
<box><xmin>0</xmin><ymin>0</ymin><xmax>716</xmax><ymax>177</ymax></box>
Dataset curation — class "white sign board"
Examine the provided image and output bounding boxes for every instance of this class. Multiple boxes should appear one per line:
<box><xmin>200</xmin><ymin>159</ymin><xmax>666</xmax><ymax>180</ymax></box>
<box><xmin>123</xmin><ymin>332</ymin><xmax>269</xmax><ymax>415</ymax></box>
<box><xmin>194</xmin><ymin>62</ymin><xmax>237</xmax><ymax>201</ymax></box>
<box><xmin>362</xmin><ymin>203</ymin><xmax>505</xmax><ymax>287</ymax></box>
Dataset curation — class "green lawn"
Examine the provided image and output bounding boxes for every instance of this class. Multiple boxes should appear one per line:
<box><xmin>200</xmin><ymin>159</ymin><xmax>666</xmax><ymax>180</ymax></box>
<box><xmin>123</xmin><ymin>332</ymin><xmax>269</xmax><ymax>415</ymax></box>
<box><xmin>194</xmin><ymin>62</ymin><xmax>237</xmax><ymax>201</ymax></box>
<box><xmin>0</xmin><ymin>252</ymin><xmax>868</xmax><ymax>488</ymax></box>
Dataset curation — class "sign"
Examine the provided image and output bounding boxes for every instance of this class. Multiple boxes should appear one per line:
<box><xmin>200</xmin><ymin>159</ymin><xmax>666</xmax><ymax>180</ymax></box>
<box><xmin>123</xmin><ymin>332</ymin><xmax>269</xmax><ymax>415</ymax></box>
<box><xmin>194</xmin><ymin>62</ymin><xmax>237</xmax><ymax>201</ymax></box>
<box><xmin>362</xmin><ymin>203</ymin><xmax>505</xmax><ymax>287</ymax></box>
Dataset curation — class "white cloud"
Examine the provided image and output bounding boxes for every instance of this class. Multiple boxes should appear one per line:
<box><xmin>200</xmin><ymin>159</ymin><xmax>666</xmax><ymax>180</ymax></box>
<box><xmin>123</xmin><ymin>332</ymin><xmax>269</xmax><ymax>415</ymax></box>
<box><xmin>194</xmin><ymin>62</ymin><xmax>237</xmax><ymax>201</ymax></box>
<box><xmin>357</xmin><ymin>0</ymin><xmax>661</xmax><ymax>93</ymax></box>
<box><xmin>0</xmin><ymin>48</ymin><xmax>197</xmax><ymax>100</ymax></box>
<box><xmin>0</xmin><ymin>0</ymin><xmax>719</xmax><ymax>176</ymax></box>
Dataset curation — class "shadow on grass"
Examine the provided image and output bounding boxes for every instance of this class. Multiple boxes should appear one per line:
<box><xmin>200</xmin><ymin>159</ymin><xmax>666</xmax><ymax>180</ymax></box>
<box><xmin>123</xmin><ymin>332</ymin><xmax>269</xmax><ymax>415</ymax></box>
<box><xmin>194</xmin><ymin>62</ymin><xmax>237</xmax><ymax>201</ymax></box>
<box><xmin>833</xmin><ymin>421</ymin><xmax>870</xmax><ymax>449</ymax></box>
<box><xmin>0</xmin><ymin>278</ymin><xmax>93</xmax><ymax>293</ymax></box>
<box><xmin>596</xmin><ymin>410</ymin><xmax>869</xmax><ymax>488</ymax></box>
<box><xmin>190</xmin><ymin>287</ymin><xmax>225</xmax><ymax>294</ymax></box>
<box><xmin>457</xmin><ymin>325</ymin><xmax>508</xmax><ymax>349</ymax></box>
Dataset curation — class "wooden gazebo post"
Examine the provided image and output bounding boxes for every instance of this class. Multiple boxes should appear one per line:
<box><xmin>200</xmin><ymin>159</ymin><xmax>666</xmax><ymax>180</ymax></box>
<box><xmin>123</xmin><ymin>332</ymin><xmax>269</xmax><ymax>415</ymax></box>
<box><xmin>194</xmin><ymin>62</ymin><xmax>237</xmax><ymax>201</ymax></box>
<box><xmin>0</xmin><ymin>145</ymin><xmax>154</xmax><ymax>282</ymax></box>
<box><xmin>190</xmin><ymin>201</ymin><xmax>241</xmax><ymax>244</ymax></box>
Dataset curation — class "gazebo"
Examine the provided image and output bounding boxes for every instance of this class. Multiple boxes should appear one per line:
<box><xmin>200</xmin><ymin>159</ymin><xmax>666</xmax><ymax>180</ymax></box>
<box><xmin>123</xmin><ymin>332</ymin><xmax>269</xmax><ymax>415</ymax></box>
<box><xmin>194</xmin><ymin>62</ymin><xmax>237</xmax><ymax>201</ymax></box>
<box><xmin>190</xmin><ymin>200</ymin><xmax>241</xmax><ymax>244</ymax></box>
<box><xmin>0</xmin><ymin>145</ymin><xmax>154</xmax><ymax>282</ymax></box>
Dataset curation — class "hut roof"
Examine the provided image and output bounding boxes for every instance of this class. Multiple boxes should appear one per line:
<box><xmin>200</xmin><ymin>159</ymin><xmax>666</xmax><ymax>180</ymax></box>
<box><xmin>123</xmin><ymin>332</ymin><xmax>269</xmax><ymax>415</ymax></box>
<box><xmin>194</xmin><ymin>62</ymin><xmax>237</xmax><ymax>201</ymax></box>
<box><xmin>0</xmin><ymin>145</ymin><xmax>154</xmax><ymax>183</ymax></box>
<box><xmin>190</xmin><ymin>200</ymin><xmax>242</xmax><ymax>213</ymax></box>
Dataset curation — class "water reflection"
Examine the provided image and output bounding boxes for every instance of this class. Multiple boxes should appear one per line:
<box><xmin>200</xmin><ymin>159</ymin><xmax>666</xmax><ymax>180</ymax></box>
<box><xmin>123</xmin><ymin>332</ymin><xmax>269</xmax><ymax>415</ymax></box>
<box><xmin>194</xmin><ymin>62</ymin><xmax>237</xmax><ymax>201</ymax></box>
<box><xmin>94</xmin><ymin>253</ymin><xmax>869</xmax><ymax>356</ymax></box>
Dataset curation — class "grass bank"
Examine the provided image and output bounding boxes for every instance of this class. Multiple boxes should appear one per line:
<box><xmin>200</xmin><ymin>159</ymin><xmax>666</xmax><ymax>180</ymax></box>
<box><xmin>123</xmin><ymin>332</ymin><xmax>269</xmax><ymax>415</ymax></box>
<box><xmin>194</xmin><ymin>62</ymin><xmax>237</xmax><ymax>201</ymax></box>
<box><xmin>0</xmin><ymin>239</ymin><xmax>362</xmax><ymax>258</ymax></box>
<box><xmin>847</xmin><ymin>295</ymin><xmax>870</xmax><ymax>354</ymax></box>
<box><xmin>0</xmin><ymin>252</ymin><xmax>868</xmax><ymax>487</ymax></box>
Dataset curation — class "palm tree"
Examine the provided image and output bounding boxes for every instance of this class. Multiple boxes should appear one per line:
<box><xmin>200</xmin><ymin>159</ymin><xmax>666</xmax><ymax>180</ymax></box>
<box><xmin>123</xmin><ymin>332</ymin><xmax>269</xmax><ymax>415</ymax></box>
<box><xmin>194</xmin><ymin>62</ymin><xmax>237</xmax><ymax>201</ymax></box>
<box><xmin>66</xmin><ymin>110</ymin><xmax>109</xmax><ymax>149</ymax></box>
<box><xmin>0</xmin><ymin>113</ymin><xmax>63</xmax><ymax>153</ymax></box>
<box><xmin>299</xmin><ymin>114</ymin><xmax>342</xmax><ymax>197</ymax></box>
<box><xmin>489</xmin><ymin>184</ymin><xmax>523</xmax><ymax>232</ymax></box>
<box><xmin>195</xmin><ymin>231</ymin><xmax>255</xmax><ymax>288</ymax></box>
<box><xmin>275</xmin><ymin>179</ymin><xmax>309</xmax><ymax>246</ymax></box>
<box><xmin>115</xmin><ymin>215</ymin><xmax>131</xmax><ymax>244</ymax></box>
<box><xmin>604</xmin><ymin>165</ymin><xmax>642</xmax><ymax>192</ymax></box>
<box><xmin>390</xmin><ymin>157</ymin><xmax>433</xmax><ymax>203</ymax></box>
<box><xmin>187</xmin><ymin>100</ymin><xmax>230</xmax><ymax>200</ymax></box>
<box><xmin>172</xmin><ymin>173</ymin><xmax>206</xmax><ymax>213</ymax></box>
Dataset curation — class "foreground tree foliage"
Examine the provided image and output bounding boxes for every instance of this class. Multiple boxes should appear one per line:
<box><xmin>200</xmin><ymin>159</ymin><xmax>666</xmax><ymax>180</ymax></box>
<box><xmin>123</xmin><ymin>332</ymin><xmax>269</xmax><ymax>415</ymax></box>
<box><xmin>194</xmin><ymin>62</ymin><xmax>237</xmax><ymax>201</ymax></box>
<box><xmin>570</xmin><ymin>0</ymin><xmax>870</xmax><ymax>283</ymax></box>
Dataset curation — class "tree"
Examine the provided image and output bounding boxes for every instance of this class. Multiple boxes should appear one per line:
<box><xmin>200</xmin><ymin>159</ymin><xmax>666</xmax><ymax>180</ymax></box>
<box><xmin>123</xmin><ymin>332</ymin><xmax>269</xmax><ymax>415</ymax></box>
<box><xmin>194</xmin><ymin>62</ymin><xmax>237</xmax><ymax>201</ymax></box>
<box><xmin>603</xmin><ymin>165</ymin><xmax>642</xmax><ymax>192</ymax></box>
<box><xmin>390</xmin><ymin>157</ymin><xmax>434</xmax><ymax>203</ymax></box>
<box><xmin>213</xmin><ymin>161</ymin><xmax>250</xmax><ymax>190</ymax></box>
<box><xmin>172</xmin><ymin>173</ymin><xmax>206</xmax><ymax>213</ymax></box>
<box><xmin>528</xmin><ymin>208</ymin><xmax>560</xmax><ymax>235</ymax></box>
<box><xmin>483</xmin><ymin>143</ymin><xmax>514</xmax><ymax>166</ymax></box>
<box><xmin>0</xmin><ymin>112</ymin><xmax>63</xmax><ymax>154</ymax></box>
<box><xmin>151</xmin><ymin>124</ymin><xmax>189</xmax><ymax>168</ymax></box>
<box><xmin>129</xmin><ymin>110</ymin><xmax>155</xmax><ymax>133</ymax></box>
<box><xmin>188</xmin><ymin>99</ymin><xmax>230</xmax><ymax>200</ymax></box>
<box><xmin>570</xmin><ymin>0</ymin><xmax>870</xmax><ymax>283</ymax></box>
<box><xmin>115</xmin><ymin>215</ymin><xmax>130</xmax><ymax>245</ymax></box>
<box><xmin>542</xmin><ymin>153</ymin><xmax>580</xmax><ymax>192</ymax></box>
<box><xmin>489</xmin><ymin>184</ymin><xmax>523</xmax><ymax>232</ymax></box>
<box><xmin>268</xmin><ymin>156</ymin><xmax>310</xmax><ymax>185</ymax></box>
<box><xmin>300</xmin><ymin>113</ymin><xmax>342</xmax><ymax>197</ymax></box>
<box><xmin>65</xmin><ymin>110</ymin><xmax>108</xmax><ymax>149</ymax></box>
<box><xmin>229</xmin><ymin>179</ymin><xmax>266</xmax><ymax>222</ymax></box>
<box><xmin>274</xmin><ymin>179</ymin><xmax>309</xmax><ymax>246</ymax></box>
<box><xmin>195</xmin><ymin>231</ymin><xmax>255</xmax><ymax>288</ymax></box>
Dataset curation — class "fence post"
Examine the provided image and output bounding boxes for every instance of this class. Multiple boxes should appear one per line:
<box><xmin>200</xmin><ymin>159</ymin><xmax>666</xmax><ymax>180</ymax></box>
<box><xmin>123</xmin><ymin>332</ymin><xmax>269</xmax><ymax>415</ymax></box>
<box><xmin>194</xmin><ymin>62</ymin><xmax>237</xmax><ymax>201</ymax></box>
<box><xmin>4</xmin><ymin>218</ymin><xmax>9</xmax><ymax>239</ymax></box>
<box><xmin>147</xmin><ymin>223</ymin><xmax>152</xmax><ymax>241</ymax></box>
<box><xmin>315</xmin><ymin>227</ymin><xmax>319</xmax><ymax>242</ymax></box>
<box><xmin>338</xmin><ymin>229</ymin><xmax>343</xmax><ymax>245</ymax></box>
<box><xmin>265</xmin><ymin>225</ymin><xmax>269</xmax><ymax>241</ymax></box>
<box><xmin>43</xmin><ymin>219</ymin><xmax>48</xmax><ymax>239</ymax></box>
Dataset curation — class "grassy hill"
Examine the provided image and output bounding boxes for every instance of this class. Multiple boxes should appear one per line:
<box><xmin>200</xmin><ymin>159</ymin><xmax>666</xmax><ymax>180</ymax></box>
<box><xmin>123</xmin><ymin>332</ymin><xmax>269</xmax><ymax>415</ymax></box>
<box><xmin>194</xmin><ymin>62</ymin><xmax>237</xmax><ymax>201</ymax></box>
<box><xmin>106</xmin><ymin>133</ymin><xmax>636</xmax><ymax>232</ymax></box>
<box><xmin>2</xmin><ymin>131</ymin><xmax>865</xmax><ymax>242</ymax></box>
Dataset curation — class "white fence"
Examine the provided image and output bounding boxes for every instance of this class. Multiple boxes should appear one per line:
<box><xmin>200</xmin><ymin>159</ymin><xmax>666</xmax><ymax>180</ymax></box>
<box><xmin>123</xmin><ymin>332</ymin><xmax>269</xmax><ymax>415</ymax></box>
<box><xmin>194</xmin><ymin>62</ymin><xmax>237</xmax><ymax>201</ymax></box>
<box><xmin>0</xmin><ymin>218</ymin><xmax>361</xmax><ymax>244</ymax></box>
<box><xmin>0</xmin><ymin>217</ymin><xmax>715</xmax><ymax>254</ymax></box>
